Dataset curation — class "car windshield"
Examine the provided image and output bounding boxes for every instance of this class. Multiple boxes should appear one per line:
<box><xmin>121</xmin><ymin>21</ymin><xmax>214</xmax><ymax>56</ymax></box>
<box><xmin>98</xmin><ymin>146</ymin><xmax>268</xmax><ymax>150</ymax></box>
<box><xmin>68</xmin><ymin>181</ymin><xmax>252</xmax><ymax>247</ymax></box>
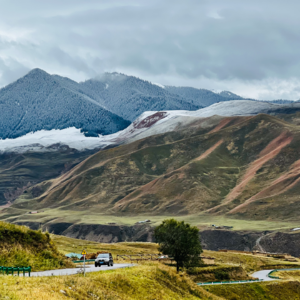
<box><xmin>97</xmin><ymin>254</ymin><xmax>109</xmax><ymax>258</ymax></box>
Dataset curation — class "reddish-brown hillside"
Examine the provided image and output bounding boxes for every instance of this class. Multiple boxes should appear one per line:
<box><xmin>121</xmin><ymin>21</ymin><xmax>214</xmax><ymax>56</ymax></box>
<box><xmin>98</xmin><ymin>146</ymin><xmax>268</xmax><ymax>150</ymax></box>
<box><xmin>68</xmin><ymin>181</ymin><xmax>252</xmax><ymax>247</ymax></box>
<box><xmin>4</xmin><ymin>113</ymin><xmax>300</xmax><ymax>222</ymax></box>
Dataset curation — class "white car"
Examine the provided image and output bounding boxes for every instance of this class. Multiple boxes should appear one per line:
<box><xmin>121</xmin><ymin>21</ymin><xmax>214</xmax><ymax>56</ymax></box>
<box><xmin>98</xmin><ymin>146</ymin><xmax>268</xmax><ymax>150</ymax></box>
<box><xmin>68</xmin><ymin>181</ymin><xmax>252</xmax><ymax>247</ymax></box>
<box><xmin>95</xmin><ymin>253</ymin><xmax>114</xmax><ymax>267</ymax></box>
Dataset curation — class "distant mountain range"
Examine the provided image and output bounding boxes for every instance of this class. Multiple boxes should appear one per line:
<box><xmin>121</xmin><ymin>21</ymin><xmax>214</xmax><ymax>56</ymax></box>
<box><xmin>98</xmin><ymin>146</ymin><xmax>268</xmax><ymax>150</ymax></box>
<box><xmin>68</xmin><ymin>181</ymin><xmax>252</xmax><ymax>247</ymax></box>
<box><xmin>0</xmin><ymin>69</ymin><xmax>130</xmax><ymax>139</ymax></box>
<box><xmin>0</xmin><ymin>67</ymin><xmax>299</xmax><ymax>142</ymax></box>
<box><xmin>80</xmin><ymin>73</ymin><xmax>200</xmax><ymax>121</ymax></box>
<box><xmin>0</xmin><ymin>68</ymin><xmax>270</xmax><ymax>140</ymax></box>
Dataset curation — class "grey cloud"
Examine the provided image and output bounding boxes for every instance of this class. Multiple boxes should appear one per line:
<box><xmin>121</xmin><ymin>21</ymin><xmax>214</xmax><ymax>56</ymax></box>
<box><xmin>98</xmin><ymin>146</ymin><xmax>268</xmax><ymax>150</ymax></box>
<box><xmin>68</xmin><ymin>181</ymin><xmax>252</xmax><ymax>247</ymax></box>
<box><xmin>0</xmin><ymin>0</ymin><xmax>300</xmax><ymax>99</ymax></box>
<box><xmin>0</xmin><ymin>57</ymin><xmax>30</xmax><ymax>87</ymax></box>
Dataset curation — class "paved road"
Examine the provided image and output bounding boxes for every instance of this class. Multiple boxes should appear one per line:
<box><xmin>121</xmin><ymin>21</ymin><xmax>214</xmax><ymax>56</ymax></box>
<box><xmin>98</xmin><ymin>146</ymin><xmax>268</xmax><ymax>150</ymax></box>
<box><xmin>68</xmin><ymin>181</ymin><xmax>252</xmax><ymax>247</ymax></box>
<box><xmin>197</xmin><ymin>270</ymin><xmax>275</xmax><ymax>286</ymax></box>
<box><xmin>251</xmin><ymin>269</ymin><xmax>276</xmax><ymax>281</ymax></box>
<box><xmin>197</xmin><ymin>279</ymin><xmax>263</xmax><ymax>286</ymax></box>
<box><xmin>26</xmin><ymin>263</ymin><xmax>134</xmax><ymax>277</ymax></box>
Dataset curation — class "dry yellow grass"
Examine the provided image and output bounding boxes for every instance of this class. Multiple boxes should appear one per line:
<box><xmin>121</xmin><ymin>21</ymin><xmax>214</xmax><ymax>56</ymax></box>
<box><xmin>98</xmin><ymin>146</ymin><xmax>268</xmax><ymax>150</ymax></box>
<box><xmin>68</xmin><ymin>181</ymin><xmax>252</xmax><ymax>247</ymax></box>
<box><xmin>51</xmin><ymin>234</ymin><xmax>159</xmax><ymax>256</ymax></box>
<box><xmin>204</xmin><ymin>250</ymin><xmax>300</xmax><ymax>272</ymax></box>
<box><xmin>0</xmin><ymin>263</ymin><xmax>221</xmax><ymax>300</ymax></box>
<box><xmin>273</xmin><ymin>270</ymin><xmax>300</xmax><ymax>281</ymax></box>
<box><xmin>0</xmin><ymin>222</ymin><xmax>73</xmax><ymax>271</ymax></box>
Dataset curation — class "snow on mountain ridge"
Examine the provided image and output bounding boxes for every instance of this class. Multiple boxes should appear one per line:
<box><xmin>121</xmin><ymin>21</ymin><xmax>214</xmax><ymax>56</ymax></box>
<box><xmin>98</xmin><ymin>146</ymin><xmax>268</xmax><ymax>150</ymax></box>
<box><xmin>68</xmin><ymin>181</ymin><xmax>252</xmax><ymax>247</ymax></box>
<box><xmin>3</xmin><ymin>100</ymin><xmax>300</xmax><ymax>154</ymax></box>
<box><xmin>2</xmin><ymin>68</ymin><xmax>300</xmax><ymax>153</ymax></box>
<box><xmin>0</xmin><ymin>127</ymin><xmax>113</xmax><ymax>153</ymax></box>
<box><xmin>152</xmin><ymin>82</ymin><xmax>165</xmax><ymax>88</ymax></box>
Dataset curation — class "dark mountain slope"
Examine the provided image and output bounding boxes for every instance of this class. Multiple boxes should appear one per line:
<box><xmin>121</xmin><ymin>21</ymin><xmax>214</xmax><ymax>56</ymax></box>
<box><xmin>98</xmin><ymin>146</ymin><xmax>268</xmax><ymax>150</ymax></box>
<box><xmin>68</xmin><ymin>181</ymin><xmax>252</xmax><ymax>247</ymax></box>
<box><xmin>0</xmin><ymin>69</ymin><xmax>130</xmax><ymax>139</ymax></box>
<box><xmin>80</xmin><ymin>73</ymin><xmax>201</xmax><ymax>121</ymax></box>
<box><xmin>164</xmin><ymin>86</ymin><xmax>238</xmax><ymax>107</ymax></box>
<box><xmin>218</xmin><ymin>91</ymin><xmax>245</xmax><ymax>100</ymax></box>
<box><xmin>0</xmin><ymin>148</ymin><xmax>95</xmax><ymax>206</ymax></box>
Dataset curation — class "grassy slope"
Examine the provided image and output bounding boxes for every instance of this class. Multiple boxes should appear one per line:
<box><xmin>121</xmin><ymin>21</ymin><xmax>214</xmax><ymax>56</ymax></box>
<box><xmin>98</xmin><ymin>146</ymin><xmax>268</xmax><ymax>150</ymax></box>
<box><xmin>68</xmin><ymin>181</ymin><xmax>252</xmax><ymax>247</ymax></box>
<box><xmin>187</xmin><ymin>265</ymin><xmax>250</xmax><ymax>282</ymax></box>
<box><xmin>273</xmin><ymin>270</ymin><xmax>300</xmax><ymax>280</ymax></box>
<box><xmin>0</xmin><ymin>150</ymin><xmax>93</xmax><ymax>205</ymax></box>
<box><xmin>2</xmin><ymin>210</ymin><xmax>298</xmax><ymax>232</ymax></box>
<box><xmin>205</xmin><ymin>250</ymin><xmax>300</xmax><ymax>272</ymax></box>
<box><xmin>0</xmin><ymin>222</ymin><xmax>73</xmax><ymax>271</ymax></box>
<box><xmin>2</xmin><ymin>263</ymin><xmax>300</xmax><ymax>300</ymax></box>
<box><xmin>0</xmin><ymin>264</ymin><xmax>221</xmax><ymax>300</ymax></box>
<box><xmin>3</xmin><ymin>114</ymin><xmax>300</xmax><ymax>228</ymax></box>
<box><xmin>51</xmin><ymin>234</ymin><xmax>159</xmax><ymax>256</ymax></box>
<box><xmin>206</xmin><ymin>281</ymin><xmax>300</xmax><ymax>300</ymax></box>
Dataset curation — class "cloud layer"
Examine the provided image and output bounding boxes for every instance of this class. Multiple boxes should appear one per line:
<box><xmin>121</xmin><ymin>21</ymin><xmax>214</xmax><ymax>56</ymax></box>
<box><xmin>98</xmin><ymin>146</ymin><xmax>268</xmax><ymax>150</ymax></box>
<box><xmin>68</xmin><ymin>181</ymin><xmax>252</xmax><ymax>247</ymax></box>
<box><xmin>1</xmin><ymin>0</ymin><xmax>300</xmax><ymax>99</ymax></box>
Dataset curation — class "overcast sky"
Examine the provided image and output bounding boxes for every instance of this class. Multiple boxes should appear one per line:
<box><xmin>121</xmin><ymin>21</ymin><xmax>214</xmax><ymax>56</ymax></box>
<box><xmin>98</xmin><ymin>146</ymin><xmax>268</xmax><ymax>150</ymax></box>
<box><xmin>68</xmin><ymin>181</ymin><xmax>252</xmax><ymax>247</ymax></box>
<box><xmin>1</xmin><ymin>0</ymin><xmax>300</xmax><ymax>100</ymax></box>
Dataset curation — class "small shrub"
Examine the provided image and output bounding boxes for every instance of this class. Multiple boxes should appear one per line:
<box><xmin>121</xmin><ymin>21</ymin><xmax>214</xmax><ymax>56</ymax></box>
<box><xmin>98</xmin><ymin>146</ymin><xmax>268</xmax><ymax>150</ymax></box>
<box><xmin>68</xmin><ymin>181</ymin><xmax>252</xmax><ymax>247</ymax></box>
<box><xmin>214</xmin><ymin>270</ymin><xmax>230</xmax><ymax>280</ymax></box>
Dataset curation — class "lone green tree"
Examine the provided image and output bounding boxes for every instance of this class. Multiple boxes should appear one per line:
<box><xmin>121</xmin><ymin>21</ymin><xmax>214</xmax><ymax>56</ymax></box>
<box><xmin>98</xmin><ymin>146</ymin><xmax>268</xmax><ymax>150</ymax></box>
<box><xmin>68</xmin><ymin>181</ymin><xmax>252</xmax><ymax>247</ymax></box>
<box><xmin>154</xmin><ymin>219</ymin><xmax>202</xmax><ymax>272</ymax></box>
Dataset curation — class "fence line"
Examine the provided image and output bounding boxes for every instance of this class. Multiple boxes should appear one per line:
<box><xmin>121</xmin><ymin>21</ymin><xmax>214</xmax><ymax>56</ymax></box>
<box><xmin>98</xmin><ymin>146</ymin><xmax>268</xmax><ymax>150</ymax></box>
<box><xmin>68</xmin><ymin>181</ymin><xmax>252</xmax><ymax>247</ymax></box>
<box><xmin>0</xmin><ymin>266</ymin><xmax>31</xmax><ymax>277</ymax></box>
<box><xmin>197</xmin><ymin>279</ymin><xmax>263</xmax><ymax>285</ymax></box>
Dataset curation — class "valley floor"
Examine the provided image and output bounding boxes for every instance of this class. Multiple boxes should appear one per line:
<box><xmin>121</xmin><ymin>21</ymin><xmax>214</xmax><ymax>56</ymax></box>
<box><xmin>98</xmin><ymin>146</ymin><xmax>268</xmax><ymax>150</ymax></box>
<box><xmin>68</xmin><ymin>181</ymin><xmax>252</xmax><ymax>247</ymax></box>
<box><xmin>2</xmin><ymin>208</ymin><xmax>299</xmax><ymax>231</ymax></box>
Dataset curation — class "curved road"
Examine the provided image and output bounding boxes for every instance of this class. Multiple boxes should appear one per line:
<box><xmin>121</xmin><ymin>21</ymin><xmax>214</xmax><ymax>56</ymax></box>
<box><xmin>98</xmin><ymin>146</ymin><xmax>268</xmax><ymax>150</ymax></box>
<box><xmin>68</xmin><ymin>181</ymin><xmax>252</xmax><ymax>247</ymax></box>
<box><xmin>251</xmin><ymin>269</ymin><xmax>276</xmax><ymax>281</ymax></box>
<box><xmin>26</xmin><ymin>266</ymin><xmax>278</xmax><ymax>280</ymax></box>
<box><xmin>25</xmin><ymin>263</ymin><xmax>134</xmax><ymax>277</ymax></box>
<box><xmin>197</xmin><ymin>269</ymin><xmax>276</xmax><ymax>286</ymax></box>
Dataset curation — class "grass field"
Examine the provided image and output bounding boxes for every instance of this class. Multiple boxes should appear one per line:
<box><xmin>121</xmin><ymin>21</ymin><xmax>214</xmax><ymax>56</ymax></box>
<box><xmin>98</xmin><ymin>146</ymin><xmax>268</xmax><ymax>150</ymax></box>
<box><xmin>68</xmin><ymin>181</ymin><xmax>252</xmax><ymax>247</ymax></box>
<box><xmin>0</xmin><ymin>263</ymin><xmax>219</xmax><ymax>300</ymax></box>
<box><xmin>2</xmin><ymin>209</ymin><xmax>299</xmax><ymax>232</ymax></box>
<box><xmin>205</xmin><ymin>281</ymin><xmax>300</xmax><ymax>300</ymax></box>
<box><xmin>51</xmin><ymin>234</ymin><xmax>159</xmax><ymax>256</ymax></box>
<box><xmin>205</xmin><ymin>250</ymin><xmax>300</xmax><ymax>272</ymax></box>
<box><xmin>273</xmin><ymin>270</ymin><xmax>300</xmax><ymax>281</ymax></box>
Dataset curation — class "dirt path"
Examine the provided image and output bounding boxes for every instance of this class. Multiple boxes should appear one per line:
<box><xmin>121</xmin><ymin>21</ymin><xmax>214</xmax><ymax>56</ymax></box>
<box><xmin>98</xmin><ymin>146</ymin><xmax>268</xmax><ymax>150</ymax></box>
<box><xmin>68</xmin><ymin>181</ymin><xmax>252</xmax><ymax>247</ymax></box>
<box><xmin>255</xmin><ymin>235</ymin><xmax>265</xmax><ymax>253</ymax></box>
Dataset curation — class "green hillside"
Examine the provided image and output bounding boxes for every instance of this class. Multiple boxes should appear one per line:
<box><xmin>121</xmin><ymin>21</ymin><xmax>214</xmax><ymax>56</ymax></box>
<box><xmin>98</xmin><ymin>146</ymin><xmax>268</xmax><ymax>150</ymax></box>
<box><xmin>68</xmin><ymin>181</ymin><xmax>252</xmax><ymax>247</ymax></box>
<box><xmin>0</xmin><ymin>221</ymin><xmax>73</xmax><ymax>271</ymax></box>
<box><xmin>0</xmin><ymin>149</ymin><xmax>94</xmax><ymax>206</ymax></box>
<box><xmin>2</xmin><ymin>113</ymin><xmax>300</xmax><ymax>228</ymax></box>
